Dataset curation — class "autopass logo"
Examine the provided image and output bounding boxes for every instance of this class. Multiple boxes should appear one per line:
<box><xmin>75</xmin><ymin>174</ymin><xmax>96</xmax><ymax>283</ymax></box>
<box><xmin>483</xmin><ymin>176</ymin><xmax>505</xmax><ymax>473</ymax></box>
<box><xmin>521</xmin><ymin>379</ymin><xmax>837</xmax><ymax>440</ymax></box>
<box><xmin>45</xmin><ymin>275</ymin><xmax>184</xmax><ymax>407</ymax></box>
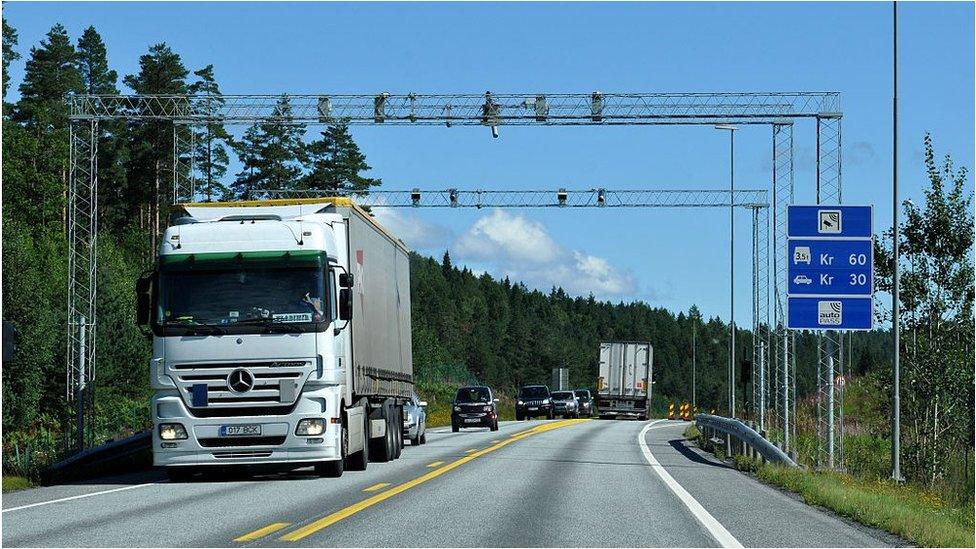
<box><xmin>817</xmin><ymin>301</ymin><xmax>843</xmax><ymax>326</ymax></box>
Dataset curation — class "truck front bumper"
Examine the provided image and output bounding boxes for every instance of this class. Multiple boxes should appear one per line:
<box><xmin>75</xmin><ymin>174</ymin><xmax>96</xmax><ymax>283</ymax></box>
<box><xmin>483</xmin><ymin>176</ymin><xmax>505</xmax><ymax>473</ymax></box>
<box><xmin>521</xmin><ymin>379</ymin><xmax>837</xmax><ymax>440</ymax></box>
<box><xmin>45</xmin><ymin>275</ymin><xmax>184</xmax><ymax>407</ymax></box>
<box><xmin>152</xmin><ymin>386</ymin><xmax>343</xmax><ymax>467</ymax></box>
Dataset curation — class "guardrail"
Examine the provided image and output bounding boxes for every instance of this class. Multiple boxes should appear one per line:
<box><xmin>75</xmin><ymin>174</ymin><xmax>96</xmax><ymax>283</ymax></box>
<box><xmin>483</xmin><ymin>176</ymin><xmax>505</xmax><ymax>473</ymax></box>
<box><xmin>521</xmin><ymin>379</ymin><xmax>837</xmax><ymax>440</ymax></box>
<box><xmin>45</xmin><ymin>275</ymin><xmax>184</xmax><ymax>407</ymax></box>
<box><xmin>45</xmin><ymin>431</ymin><xmax>152</xmax><ymax>483</ymax></box>
<box><xmin>695</xmin><ymin>414</ymin><xmax>798</xmax><ymax>468</ymax></box>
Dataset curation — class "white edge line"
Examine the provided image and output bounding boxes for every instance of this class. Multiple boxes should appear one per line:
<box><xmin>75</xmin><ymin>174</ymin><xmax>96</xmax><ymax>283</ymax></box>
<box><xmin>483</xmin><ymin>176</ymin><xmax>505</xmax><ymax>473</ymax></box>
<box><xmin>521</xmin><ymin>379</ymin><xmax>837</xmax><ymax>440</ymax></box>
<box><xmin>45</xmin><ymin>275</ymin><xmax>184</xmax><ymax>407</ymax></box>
<box><xmin>639</xmin><ymin>420</ymin><xmax>744</xmax><ymax>548</ymax></box>
<box><xmin>2</xmin><ymin>481</ymin><xmax>161</xmax><ymax>513</ymax></box>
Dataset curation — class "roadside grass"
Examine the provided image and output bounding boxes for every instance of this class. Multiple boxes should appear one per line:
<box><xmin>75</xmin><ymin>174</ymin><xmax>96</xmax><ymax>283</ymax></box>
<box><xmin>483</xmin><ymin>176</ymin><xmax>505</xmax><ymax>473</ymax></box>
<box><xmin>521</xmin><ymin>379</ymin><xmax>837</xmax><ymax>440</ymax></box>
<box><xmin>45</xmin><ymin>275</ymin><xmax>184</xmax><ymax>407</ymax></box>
<box><xmin>2</xmin><ymin>475</ymin><xmax>33</xmax><ymax>493</ymax></box>
<box><xmin>758</xmin><ymin>465</ymin><xmax>975</xmax><ymax>548</ymax></box>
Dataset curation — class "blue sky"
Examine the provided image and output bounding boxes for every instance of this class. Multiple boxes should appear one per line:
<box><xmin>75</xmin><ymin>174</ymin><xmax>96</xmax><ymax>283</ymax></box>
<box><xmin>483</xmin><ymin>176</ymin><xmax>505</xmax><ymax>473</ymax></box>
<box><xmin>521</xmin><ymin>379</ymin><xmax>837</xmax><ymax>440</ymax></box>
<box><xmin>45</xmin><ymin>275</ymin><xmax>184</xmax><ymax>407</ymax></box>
<box><xmin>4</xmin><ymin>1</ymin><xmax>974</xmax><ymax>324</ymax></box>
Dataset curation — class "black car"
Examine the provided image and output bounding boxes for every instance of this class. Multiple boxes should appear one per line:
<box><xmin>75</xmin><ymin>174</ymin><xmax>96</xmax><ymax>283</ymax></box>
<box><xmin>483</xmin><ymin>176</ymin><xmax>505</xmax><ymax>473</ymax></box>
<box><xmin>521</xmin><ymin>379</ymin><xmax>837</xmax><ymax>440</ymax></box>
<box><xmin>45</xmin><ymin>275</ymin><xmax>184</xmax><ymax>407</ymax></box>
<box><xmin>516</xmin><ymin>385</ymin><xmax>554</xmax><ymax>420</ymax></box>
<box><xmin>451</xmin><ymin>386</ymin><xmax>499</xmax><ymax>432</ymax></box>
<box><xmin>573</xmin><ymin>389</ymin><xmax>594</xmax><ymax>416</ymax></box>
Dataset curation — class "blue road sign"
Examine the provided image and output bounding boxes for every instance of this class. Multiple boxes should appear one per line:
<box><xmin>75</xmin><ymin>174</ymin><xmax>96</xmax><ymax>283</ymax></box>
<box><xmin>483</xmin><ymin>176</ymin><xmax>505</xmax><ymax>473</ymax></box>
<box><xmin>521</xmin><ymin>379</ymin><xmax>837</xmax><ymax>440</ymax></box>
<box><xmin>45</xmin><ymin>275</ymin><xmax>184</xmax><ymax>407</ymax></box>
<box><xmin>788</xmin><ymin>239</ymin><xmax>873</xmax><ymax>296</ymax></box>
<box><xmin>787</xmin><ymin>204</ymin><xmax>874</xmax><ymax>331</ymax></box>
<box><xmin>787</xmin><ymin>297</ymin><xmax>873</xmax><ymax>331</ymax></box>
<box><xmin>787</xmin><ymin>205</ymin><xmax>873</xmax><ymax>238</ymax></box>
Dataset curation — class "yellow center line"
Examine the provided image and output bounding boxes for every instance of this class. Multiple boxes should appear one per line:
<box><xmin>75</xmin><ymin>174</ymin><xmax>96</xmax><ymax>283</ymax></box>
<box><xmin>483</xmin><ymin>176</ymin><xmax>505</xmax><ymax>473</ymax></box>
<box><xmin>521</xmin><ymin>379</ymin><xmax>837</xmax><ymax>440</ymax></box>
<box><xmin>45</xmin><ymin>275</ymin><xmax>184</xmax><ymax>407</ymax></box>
<box><xmin>426</xmin><ymin>461</ymin><xmax>444</xmax><ymax>468</ymax></box>
<box><xmin>234</xmin><ymin>522</ymin><xmax>291</xmax><ymax>542</ymax></box>
<box><xmin>362</xmin><ymin>482</ymin><xmax>391</xmax><ymax>492</ymax></box>
<box><xmin>279</xmin><ymin>419</ymin><xmax>588</xmax><ymax>541</ymax></box>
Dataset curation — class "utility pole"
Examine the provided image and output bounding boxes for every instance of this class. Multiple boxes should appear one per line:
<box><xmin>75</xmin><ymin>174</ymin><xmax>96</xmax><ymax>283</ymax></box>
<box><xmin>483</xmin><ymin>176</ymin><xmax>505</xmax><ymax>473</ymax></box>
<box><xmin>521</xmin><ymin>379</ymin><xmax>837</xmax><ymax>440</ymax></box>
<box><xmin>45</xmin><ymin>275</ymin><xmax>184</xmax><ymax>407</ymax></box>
<box><xmin>891</xmin><ymin>0</ymin><xmax>903</xmax><ymax>482</ymax></box>
<box><xmin>715</xmin><ymin>124</ymin><xmax>737</xmax><ymax>418</ymax></box>
<box><xmin>692</xmin><ymin>323</ymin><xmax>697</xmax><ymax>408</ymax></box>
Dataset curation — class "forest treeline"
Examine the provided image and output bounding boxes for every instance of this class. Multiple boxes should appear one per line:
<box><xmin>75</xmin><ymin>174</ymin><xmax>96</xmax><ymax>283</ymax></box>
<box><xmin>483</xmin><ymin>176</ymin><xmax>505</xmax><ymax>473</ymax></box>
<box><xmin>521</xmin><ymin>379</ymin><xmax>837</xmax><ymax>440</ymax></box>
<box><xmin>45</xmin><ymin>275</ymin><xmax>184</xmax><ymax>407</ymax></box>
<box><xmin>2</xmin><ymin>21</ymin><xmax>971</xmax><ymax>498</ymax></box>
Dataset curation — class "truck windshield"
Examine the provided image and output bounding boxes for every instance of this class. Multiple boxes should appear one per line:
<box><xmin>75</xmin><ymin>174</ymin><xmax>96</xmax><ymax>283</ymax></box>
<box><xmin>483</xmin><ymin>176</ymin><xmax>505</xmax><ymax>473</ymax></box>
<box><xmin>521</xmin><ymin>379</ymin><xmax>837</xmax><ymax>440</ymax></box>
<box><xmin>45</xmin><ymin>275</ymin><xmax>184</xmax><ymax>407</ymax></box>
<box><xmin>574</xmin><ymin>391</ymin><xmax>590</xmax><ymax>401</ymax></box>
<box><xmin>455</xmin><ymin>387</ymin><xmax>490</xmax><ymax>403</ymax></box>
<box><xmin>156</xmin><ymin>252</ymin><xmax>329</xmax><ymax>335</ymax></box>
<box><xmin>551</xmin><ymin>391</ymin><xmax>573</xmax><ymax>400</ymax></box>
<box><xmin>519</xmin><ymin>386</ymin><xmax>549</xmax><ymax>399</ymax></box>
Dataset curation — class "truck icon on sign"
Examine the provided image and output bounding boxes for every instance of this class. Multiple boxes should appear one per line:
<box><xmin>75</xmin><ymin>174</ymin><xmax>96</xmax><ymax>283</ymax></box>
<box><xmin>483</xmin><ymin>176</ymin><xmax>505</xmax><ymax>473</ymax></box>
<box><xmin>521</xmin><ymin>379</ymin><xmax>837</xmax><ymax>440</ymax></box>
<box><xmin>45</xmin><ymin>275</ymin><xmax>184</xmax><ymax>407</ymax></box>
<box><xmin>793</xmin><ymin>246</ymin><xmax>812</xmax><ymax>265</ymax></box>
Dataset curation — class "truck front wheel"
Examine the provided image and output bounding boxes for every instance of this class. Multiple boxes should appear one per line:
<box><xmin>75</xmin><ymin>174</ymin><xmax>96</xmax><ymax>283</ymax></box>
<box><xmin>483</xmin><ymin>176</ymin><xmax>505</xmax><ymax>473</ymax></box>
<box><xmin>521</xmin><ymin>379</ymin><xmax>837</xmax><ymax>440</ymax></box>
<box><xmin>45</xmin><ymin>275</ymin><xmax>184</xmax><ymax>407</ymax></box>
<box><xmin>346</xmin><ymin>413</ymin><xmax>369</xmax><ymax>471</ymax></box>
<box><xmin>316</xmin><ymin>422</ymin><xmax>346</xmax><ymax>477</ymax></box>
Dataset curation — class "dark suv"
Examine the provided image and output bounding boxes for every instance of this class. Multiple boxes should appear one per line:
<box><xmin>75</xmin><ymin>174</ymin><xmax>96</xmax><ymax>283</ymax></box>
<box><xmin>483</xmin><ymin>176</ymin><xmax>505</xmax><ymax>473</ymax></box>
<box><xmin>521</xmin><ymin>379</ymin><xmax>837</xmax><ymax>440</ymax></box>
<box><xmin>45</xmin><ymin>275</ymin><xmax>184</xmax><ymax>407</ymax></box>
<box><xmin>574</xmin><ymin>389</ymin><xmax>593</xmax><ymax>417</ymax></box>
<box><xmin>451</xmin><ymin>386</ymin><xmax>499</xmax><ymax>432</ymax></box>
<box><xmin>516</xmin><ymin>385</ymin><xmax>554</xmax><ymax>420</ymax></box>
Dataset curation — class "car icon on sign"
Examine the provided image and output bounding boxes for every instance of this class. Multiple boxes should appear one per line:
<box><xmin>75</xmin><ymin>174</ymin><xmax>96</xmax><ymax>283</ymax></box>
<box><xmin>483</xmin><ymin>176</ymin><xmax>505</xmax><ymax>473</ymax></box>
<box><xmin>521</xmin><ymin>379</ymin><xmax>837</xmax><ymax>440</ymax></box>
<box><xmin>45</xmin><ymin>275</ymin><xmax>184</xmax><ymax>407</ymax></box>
<box><xmin>794</xmin><ymin>275</ymin><xmax>813</xmax><ymax>285</ymax></box>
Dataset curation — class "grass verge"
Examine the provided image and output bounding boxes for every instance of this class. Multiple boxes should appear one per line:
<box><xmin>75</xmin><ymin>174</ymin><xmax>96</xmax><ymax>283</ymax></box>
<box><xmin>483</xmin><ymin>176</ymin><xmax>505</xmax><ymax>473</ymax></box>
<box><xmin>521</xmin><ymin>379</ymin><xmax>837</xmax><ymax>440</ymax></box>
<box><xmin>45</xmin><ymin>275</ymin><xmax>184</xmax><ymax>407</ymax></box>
<box><xmin>2</xmin><ymin>475</ymin><xmax>33</xmax><ymax>493</ymax></box>
<box><xmin>758</xmin><ymin>465</ymin><xmax>975</xmax><ymax>548</ymax></box>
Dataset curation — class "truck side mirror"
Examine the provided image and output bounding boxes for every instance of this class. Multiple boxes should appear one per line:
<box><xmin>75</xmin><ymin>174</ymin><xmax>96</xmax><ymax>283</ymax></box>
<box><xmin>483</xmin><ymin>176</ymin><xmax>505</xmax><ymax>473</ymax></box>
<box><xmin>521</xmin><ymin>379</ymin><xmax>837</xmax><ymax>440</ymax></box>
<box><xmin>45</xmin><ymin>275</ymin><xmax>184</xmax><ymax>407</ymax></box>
<box><xmin>339</xmin><ymin>273</ymin><xmax>354</xmax><ymax>288</ymax></box>
<box><xmin>339</xmin><ymin>288</ymin><xmax>353</xmax><ymax>320</ymax></box>
<box><xmin>136</xmin><ymin>273</ymin><xmax>154</xmax><ymax>326</ymax></box>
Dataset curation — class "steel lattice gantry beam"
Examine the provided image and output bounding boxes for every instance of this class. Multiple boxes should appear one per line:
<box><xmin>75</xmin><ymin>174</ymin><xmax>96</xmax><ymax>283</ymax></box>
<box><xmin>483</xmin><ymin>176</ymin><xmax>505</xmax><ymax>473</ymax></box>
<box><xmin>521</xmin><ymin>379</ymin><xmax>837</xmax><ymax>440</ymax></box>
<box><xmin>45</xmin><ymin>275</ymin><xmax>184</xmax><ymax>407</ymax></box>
<box><xmin>70</xmin><ymin>92</ymin><xmax>840</xmax><ymax>125</ymax></box>
<box><xmin>259</xmin><ymin>188</ymin><xmax>769</xmax><ymax>208</ymax></box>
<box><xmin>66</xmin><ymin>90</ymin><xmax>842</xmax><ymax>460</ymax></box>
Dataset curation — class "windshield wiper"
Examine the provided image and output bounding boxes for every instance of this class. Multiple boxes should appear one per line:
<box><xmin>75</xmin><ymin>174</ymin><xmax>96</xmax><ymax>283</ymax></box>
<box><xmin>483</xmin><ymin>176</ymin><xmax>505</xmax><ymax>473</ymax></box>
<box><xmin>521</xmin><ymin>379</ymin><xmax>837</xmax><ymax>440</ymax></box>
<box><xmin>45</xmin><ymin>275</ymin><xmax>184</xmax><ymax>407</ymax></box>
<box><xmin>234</xmin><ymin>318</ymin><xmax>304</xmax><ymax>333</ymax></box>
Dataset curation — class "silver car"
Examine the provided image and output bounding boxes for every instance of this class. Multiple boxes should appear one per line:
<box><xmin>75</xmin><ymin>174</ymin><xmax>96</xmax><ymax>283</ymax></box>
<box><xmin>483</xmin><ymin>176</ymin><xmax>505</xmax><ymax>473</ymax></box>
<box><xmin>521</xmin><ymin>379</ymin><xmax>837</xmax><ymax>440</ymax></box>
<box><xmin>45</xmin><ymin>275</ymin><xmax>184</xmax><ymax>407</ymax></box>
<box><xmin>402</xmin><ymin>393</ymin><xmax>428</xmax><ymax>445</ymax></box>
<box><xmin>551</xmin><ymin>391</ymin><xmax>580</xmax><ymax>419</ymax></box>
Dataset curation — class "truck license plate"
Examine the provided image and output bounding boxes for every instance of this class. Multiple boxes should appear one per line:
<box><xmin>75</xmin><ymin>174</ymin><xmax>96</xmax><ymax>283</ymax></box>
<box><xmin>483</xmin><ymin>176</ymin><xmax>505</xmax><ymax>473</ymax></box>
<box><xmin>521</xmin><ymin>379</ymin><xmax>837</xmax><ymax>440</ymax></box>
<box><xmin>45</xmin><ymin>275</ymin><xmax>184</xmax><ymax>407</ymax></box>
<box><xmin>219</xmin><ymin>424</ymin><xmax>261</xmax><ymax>437</ymax></box>
<box><xmin>464</xmin><ymin>418</ymin><xmax>480</xmax><ymax>423</ymax></box>
<box><xmin>528</xmin><ymin>407</ymin><xmax>538</xmax><ymax>411</ymax></box>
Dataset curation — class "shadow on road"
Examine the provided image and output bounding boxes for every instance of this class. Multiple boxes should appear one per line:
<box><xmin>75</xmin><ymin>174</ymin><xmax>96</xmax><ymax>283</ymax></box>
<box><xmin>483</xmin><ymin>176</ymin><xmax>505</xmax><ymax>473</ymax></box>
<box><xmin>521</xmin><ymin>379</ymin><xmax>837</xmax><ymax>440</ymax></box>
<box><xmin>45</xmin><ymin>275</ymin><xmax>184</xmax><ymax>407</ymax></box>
<box><xmin>668</xmin><ymin>438</ymin><xmax>731</xmax><ymax>469</ymax></box>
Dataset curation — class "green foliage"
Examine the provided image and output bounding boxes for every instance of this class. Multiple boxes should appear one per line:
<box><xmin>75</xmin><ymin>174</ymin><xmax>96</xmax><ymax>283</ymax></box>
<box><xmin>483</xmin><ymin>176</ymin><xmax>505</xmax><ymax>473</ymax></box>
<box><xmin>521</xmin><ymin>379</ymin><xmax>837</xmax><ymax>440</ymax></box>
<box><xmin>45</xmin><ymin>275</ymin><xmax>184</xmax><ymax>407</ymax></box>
<box><xmin>3</xmin><ymin>18</ymin><xmax>20</xmax><ymax>102</ymax></box>
<box><xmin>2</xmin><ymin>476</ymin><xmax>34</xmax><ymax>493</ymax></box>
<box><xmin>875</xmin><ymin>133</ymin><xmax>974</xmax><ymax>487</ymax></box>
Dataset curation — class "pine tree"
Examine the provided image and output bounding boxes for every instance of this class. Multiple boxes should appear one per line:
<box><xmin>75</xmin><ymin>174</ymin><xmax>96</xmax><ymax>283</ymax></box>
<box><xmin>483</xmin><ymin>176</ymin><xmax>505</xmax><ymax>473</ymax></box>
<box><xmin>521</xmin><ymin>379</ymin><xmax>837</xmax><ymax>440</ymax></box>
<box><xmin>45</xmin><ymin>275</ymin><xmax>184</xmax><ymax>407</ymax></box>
<box><xmin>188</xmin><ymin>65</ymin><xmax>232</xmax><ymax>202</ymax></box>
<box><xmin>15</xmin><ymin>24</ymin><xmax>83</xmax><ymax>128</ymax></box>
<box><xmin>2</xmin><ymin>18</ymin><xmax>20</xmax><ymax>106</ymax></box>
<box><xmin>75</xmin><ymin>27</ymin><xmax>130</xmax><ymax>233</ymax></box>
<box><xmin>230</xmin><ymin>94</ymin><xmax>306</xmax><ymax>198</ymax></box>
<box><xmin>230</xmin><ymin>122</ymin><xmax>264</xmax><ymax>200</ymax></box>
<box><xmin>302</xmin><ymin>123</ymin><xmax>380</xmax><ymax>195</ymax></box>
<box><xmin>123</xmin><ymin>43</ymin><xmax>188</xmax><ymax>248</ymax></box>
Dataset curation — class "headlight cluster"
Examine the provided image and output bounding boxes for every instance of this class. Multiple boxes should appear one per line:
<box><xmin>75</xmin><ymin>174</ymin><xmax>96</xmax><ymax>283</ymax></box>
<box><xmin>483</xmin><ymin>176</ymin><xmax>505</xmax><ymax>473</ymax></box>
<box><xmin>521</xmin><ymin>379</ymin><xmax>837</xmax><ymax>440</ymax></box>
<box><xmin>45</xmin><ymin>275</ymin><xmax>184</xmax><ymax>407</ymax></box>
<box><xmin>159</xmin><ymin>423</ymin><xmax>187</xmax><ymax>440</ymax></box>
<box><xmin>517</xmin><ymin>400</ymin><xmax>523</xmax><ymax>405</ymax></box>
<box><xmin>453</xmin><ymin>406</ymin><xmax>461</xmax><ymax>412</ymax></box>
<box><xmin>483</xmin><ymin>405</ymin><xmax>493</xmax><ymax>412</ymax></box>
<box><xmin>296</xmin><ymin>418</ymin><xmax>326</xmax><ymax>436</ymax></box>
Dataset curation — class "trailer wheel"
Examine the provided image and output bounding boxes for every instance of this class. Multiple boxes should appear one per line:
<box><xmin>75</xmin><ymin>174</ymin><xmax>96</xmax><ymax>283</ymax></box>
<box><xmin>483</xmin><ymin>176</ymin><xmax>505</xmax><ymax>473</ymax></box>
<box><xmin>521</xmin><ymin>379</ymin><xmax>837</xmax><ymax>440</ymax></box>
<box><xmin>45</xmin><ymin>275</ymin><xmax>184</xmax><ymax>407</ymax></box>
<box><xmin>346</xmin><ymin>413</ymin><xmax>369</xmax><ymax>471</ymax></box>
<box><xmin>393</xmin><ymin>408</ymin><xmax>403</xmax><ymax>459</ymax></box>
<box><xmin>368</xmin><ymin>402</ymin><xmax>395</xmax><ymax>462</ymax></box>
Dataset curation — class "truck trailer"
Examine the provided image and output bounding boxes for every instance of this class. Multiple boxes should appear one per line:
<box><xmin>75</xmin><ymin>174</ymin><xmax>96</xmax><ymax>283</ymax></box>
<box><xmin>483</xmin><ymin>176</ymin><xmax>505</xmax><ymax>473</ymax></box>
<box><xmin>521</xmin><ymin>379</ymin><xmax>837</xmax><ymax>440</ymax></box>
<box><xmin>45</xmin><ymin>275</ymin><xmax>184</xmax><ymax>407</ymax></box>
<box><xmin>137</xmin><ymin>198</ymin><xmax>413</xmax><ymax>480</ymax></box>
<box><xmin>596</xmin><ymin>341</ymin><xmax>653</xmax><ymax>420</ymax></box>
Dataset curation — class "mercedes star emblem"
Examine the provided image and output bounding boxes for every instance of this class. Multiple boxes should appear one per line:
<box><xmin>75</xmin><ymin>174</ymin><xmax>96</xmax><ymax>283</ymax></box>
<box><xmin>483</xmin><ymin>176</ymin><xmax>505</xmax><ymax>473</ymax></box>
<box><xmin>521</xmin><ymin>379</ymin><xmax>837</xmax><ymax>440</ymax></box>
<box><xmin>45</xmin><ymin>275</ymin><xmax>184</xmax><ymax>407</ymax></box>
<box><xmin>227</xmin><ymin>368</ymin><xmax>255</xmax><ymax>394</ymax></box>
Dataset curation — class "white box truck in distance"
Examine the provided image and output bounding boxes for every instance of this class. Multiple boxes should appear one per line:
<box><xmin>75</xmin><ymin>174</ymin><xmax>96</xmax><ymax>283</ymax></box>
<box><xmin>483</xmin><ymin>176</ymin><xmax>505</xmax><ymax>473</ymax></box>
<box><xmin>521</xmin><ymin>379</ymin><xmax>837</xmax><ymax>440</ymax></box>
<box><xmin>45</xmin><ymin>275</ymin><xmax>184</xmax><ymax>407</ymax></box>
<box><xmin>136</xmin><ymin>198</ymin><xmax>413</xmax><ymax>480</ymax></box>
<box><xmin>596</xmin><ymin>341</ymin><xmax>653</xmax><ymax>420</ymax></box>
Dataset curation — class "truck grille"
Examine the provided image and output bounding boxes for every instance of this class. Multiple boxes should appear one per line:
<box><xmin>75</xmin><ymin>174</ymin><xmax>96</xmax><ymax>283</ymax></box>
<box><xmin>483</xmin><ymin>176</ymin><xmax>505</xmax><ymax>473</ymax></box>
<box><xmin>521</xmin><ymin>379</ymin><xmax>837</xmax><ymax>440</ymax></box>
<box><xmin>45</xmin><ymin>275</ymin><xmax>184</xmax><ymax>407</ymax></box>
<box><xmin>170</xmin><ymin>360</ymin><xmax>312</xmax><ymax>413</ymax></box>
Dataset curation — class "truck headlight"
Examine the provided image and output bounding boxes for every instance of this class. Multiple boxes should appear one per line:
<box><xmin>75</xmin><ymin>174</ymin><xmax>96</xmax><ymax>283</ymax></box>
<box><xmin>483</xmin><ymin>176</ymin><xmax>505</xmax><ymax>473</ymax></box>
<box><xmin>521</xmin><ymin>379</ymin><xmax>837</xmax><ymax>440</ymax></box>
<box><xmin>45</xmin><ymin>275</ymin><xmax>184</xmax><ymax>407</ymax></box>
<box><xmin>159</xmin><ymin>423</ymin><xmax>187</xmax><ymax>440</ymax></box>
<box><xmin>296</xmin><ymin>418</ymin><xmax>326</xmax><ymax>436</ymax></box>
<box><xmin>517</xmin><ymin>400</ymin><xmax>523</xmax><ymax>405</ymax></box>
<box><xmin>453</xmin><ymin>406</ymin><xmax>461</xmax><ymax>412</ymax></box>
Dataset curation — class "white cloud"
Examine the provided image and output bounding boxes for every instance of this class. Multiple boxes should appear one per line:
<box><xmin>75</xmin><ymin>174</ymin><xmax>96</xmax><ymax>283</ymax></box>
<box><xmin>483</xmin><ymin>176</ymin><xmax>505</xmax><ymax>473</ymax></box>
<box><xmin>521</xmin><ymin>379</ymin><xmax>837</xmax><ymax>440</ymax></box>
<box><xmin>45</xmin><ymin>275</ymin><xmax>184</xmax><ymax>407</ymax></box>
<box><xmin>372</xmin><ymin>208</ymin><xmax>453</xmax><ymax>251</ymax></box>
<box><xmin>451</xmin><ymin>210</ymin><xmax>637</xmax><ymax>298</ymax></box>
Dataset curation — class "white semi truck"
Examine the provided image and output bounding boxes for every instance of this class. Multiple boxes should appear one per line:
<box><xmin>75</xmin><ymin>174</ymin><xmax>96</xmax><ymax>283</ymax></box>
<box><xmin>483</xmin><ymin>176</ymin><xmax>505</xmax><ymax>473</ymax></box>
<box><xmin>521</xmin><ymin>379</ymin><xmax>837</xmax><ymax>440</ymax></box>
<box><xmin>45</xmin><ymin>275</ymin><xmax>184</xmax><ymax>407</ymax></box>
<box><xmin>136</xmin><ymin>198</ymin><xmax>413</xmax><ymax>480</ymax></box>
<box><xmin>596</xmin><ymin>341</ymin><xmax>653</xmax><ymax>420</ymax></box>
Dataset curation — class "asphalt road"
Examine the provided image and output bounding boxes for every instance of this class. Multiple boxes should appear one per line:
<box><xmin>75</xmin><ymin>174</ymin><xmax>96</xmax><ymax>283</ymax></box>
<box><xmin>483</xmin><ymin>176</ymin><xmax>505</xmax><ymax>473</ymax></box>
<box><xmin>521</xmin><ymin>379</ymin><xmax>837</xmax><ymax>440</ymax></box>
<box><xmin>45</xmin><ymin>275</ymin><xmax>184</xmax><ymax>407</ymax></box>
<box><xmin>2</xmin><ymin>419</ymin><xmax>893</xmax><ymax>547</ymax></box>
